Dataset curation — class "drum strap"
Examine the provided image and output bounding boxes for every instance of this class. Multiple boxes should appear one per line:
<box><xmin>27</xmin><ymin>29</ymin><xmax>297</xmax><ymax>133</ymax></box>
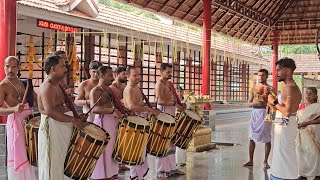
<box><xmin>140</xmin><ymin>89</ymin><xmax>152</xmax><ymax>108</ymax></box>
<box><xmin>167</xmin><ymin>81</ymin><xmax>182</xmax><ymax>106</ymax></box>
<box><xmin>99</xmin><ymin>85</ymin><xmax>127</xmax><ymax>114</ymax></box>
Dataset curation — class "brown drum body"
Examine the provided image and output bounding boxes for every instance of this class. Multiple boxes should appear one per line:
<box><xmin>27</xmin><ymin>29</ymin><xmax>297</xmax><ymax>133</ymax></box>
<box><xmin>147</xmin><ymin>113</ymin><xmax>176</xmax><ymax>157</ymax></box>
<box><xmin>64</xmin><ymin>122</ymin><xmax>109</xmax><ymax>180</ymax></box>
<box><xmin>112</xmin><ymin>116</ymin><xmax>150</xmax><ymax>166</ymax></box>
<box><xmin>24</xmin><ymin>113</ymin><xmax>41</xmax><ymax>167</ymax></box>
<box><xmin>171</xmin><ymin>110</ymin><xmax>203</xmax><ymax>149</ymax></box>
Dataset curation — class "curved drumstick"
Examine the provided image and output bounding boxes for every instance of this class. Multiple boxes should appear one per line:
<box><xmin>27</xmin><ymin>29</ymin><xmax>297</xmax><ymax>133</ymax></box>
<box><xmin>183</xmin><ymin>91</ymin><xmax>194</xmax><ymax>103</ymax></box>
<box><xmin>59</xmin><ymin>83</ymin><xmax>80</xmax><ymax>119</ymax></box>
<box><xmin>168</xmin><ymin>81</ymin><xmax>182</xmax><ymax>106</ymax></box>
<box><xmin>140</xmin><ymin>89</ymin><xmax>152</xmax><ymax>108</ymax></box>
<box><xmin>22</xmin><ymin>79</ymin><xmax>29</xmax><ymax>104</ymax></box>
<box><xmin>85</xmin><ymin>96</ymin><xmax>102</xmax><ymax>116</ymax></box>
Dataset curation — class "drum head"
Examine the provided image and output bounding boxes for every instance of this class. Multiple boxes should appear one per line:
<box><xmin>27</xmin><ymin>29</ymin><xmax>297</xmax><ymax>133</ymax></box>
<box><xmin>127</xmin><ymin>116</ymin><xmax>149</xmax><ymax>126</ymax></box>
<box><xmin>157</xmin><ymin>113</ymin><xmax>175</xmax><ymax>123</ymax></box>
<box><xmin>83</xmin><ymin>124</ymin><xmax>107</xmax><ymax>141</ymax></box>
<box><xmin>185</xmin><ymin>110</ymin><xmax>202</xmax><ymax>121</ymax></box>
<box><xmin>29</xmin><ymin>117</ymin><xmax>40</xmax><ymax>127</ymax></box>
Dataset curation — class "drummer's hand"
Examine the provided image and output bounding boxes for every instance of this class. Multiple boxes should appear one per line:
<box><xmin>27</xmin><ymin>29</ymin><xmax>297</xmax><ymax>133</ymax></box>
<box><xmin>298</xmin><ymin>122</ymin><xmax>308</xmax><ymax>129</ymax></box>
<box><xmin>177</xmin><ymin>103</ymin><xmax>186</xmax><ymax>112</ymax></box>
<box><xmin>114</xmin><ymin>110</ymin><xmax>125</xmax><ymax>119</ymax></box>
<box><xmin>65</xmin><ymin>88</ymin><xmax>74</xmax><ymax>95</ymax></box>
<box><xmin>267</xmin><ymin>95</ymin><xmax>275</xmax><ymax>104</ymax></box>
<box><xmin>72</xmin><ymin>118</ymin><xmax>86</xmax><ymax>130</ymax></box>
<box><xmin>150</xmin><ymin>108</ymin><xmax>161</xmax><ymax>116</ymax></box>
<box><xmin>78</xmin><ymin>113</ymin><xmax>88</xmax><ymax>122</ymax></box>
<box><xmin>13</xmin><ymin>103</ymin><xmax>25</xmax><ymax>113</ymax></box>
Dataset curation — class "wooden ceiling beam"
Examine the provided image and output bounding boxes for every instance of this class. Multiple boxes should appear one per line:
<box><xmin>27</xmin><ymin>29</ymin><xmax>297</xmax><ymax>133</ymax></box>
<box><xmin>238</xmin><ymin>21</ymin><xmax>256</xmax><ymax>40</ymax></box>
<box><xmin>272</xmin><ymin>0</ymin><xmax>295</xmax><ymax>25</ymax></box>
<box><xmin>211</xmin><ymin>10</ymin><xmax>230</xmax><ymax>29</ymax></box>
<box><xmin>157</xmin><ymin>0</ymin><xmax>170</xmax><ymax>12</ymax></box>
<box><xmin>244</xmin><ymin>24</ymin><xmax>262</xmax><ymax>42</ymax></box>
<box><xmin>231</xmin><ymin>19</ymin><xmax>249</xmax><ymax>37</ymax></box>
<box><xmin>169</xmin><ymin>0</ymin><xmax>185</xmax><ymax>16</ymax></box>
<box><xmin>256</xmin><ymin>27</ymin><xmax>270</xmax><ymax>45</ymax></box>
<box><xmin>213</xmin><ymin>0</ymin><xmax>271</xmax><ymax>26</ymax></box>
<box><xmin>191</xmin><ymin>9</ymin><xmax>203</xmax><ymax>23</ymax></box>
<box><xmin>143</xmin><ymin>0</ymin><xmax>153</xmax><ymax>8</ymax></box>
<box><xmin>260</xmin><ymin>0</ymin><xmax>275</xmax><ymax>16</ymax></box>
<box><xmin>181</xmin><ymin>0</ymin><xmax>201</xmax><ymax>20</ymax></box>
<box><xmin>215</xmin><ymin>13</ymin><xmax>237</xmax><ymax>30</ymax></box>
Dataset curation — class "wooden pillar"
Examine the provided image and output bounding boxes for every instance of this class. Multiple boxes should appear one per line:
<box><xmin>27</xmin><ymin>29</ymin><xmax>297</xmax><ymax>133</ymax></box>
<box><xmin>272</xmin><ymin>30</ymin><xmax>280</xmax><ymax>90</ymax></box>
<box><xmin>85</xmin><ymin>35</ymin><xmax>95</xmax><ymax>79</ymax></box>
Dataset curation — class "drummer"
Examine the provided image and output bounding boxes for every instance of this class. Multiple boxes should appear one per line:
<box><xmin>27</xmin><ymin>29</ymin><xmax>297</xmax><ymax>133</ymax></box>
<box><xmin>123</xmin><ymin>66</ymin><xmax>160</xmax><ymax>180</ymax></box>
<box><xmin>53</xmin><ymin>50</ymin><xmax>74</xmax><ymax>96</ymax></box>
<box><xmin>74</xmin><ymin>60</ymin><xmax>102</xmax><ymax>122</ymax></box>
<box><xmin>155</xmin><ymin>63</ymin><xmax>186</xmax><ymax>178</ymax></box>
<box><xmin>0</xmin><ymin>56</ymin><xmax>37</xmax><ymax>179</ymax></box>
<box><xmin>90</xmin><ymin>66</ymin><xmax>123</xmax><ymax>180</ymax></box>
<box><xmin>109</xmin><ymin>66</ymin><xmax>130</xmax><ymax>172</ymax></box>
<box><xmin>38</xmin><ymin>55</ymin><xmax>85</xmax><ymax>179</ymax></box>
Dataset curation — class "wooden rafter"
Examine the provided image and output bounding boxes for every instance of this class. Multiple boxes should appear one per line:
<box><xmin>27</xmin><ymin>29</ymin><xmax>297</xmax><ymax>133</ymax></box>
<box><xmin>231</xmin><ymin>19</ymin><xmax>249</xmax><ymax>37</ymax></box>
<box><xmin>191</xmin><ymin>9</ymin><xmax>203</xmax><ymax>23</ymax></box>
<box><xmin>211</xmin><ymin>10</ymin><xmax>230</xmax><ymax>29</ymax></box>
<box><xmin>181</xmin><ymin>0</ymin><xmax>201</xmax><ymax>20</ymax></box>
<box><xmin>272</xmin><ymin>0</ymin><xmax>296</xmax><ymax>25</ymax></box>
<box><xmin>215</xmin><ymin>13</ymin><xmax>237</xmax><ymax>30</ymax></box>
<box><xmin>239</xmin><ymin>21</ymin><xmax>256</xmax><ymax>40</ymax></box>
<box><xmin>264</xmin><ymin>0</ymin><xmax>284</xmax><ymax>20</ymax></box>
<box><xmin>143</xmin><ymin>0</ymin><xmax>152</xmax><ymax>8</ymax></box>
<box><xmin>213</xmin><ymin>0</ymin><xmax>271</xmax><ymax>26</ymax></box>
<box><xmin>170</xmin><ymin>0</ymin><xmax>185</xmax><ymax>16</ymax></box>
<box><xmin>157</xmin><ymin>0</ymin><xmax>170</xmax><ymax>12</ymax></box>
<box><xmin>244</xmin><ymin>24</ymin><xmax>262</xmax><ymax>42</ymax></box>
<box><xmin>259</xmin><ymin>0</ymin><xmax>273</xmax><ymax>16</ymax></box>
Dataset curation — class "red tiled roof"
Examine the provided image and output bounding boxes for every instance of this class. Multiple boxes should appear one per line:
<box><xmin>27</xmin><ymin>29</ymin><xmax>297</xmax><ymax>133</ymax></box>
<box><xmin>250</xmin><ymin>54</ymin><xmax>320</xmax><ymax>73</ymax></box>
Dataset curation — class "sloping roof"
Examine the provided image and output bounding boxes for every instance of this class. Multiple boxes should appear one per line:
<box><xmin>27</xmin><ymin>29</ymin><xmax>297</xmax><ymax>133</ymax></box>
<box><xmin>113</xmin><ymin>0</ymin><xmax>320</xmax><ymax>45</ymax></box>
<box><xmin>17</xmin><ymin>0</ymin><xmax>268</xmax><ymax>64</ymax></box>
<box><xmin>251</xmin><ymin>54</ymin><xmax>320</xmax><ymax>73</ymax></box>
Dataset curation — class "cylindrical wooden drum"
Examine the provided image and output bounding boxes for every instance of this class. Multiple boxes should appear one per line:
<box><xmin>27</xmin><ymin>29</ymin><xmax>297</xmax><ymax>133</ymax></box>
<box><xmin>24</xmin><ymin>113</ymin><xmax>41</xmax><ymax>167</ymax></box>
<box><xmin>147</xmin><ymin>113</ymin><xmax>176</xmax><ymax>157</ymax></box>
<box><xmin>171</xmin><ymin>110</ymin><xmax>203</xmax><ymax>149</ymax></box>
<box><xmin>112</xmin><ymin>115</ymin><xmax>150</xmax><ymax>166</ymax></box>
<box><xmin>64</xmin><ymin>122</ymin><xmax>110</xmax><ymax>180</ymax></box>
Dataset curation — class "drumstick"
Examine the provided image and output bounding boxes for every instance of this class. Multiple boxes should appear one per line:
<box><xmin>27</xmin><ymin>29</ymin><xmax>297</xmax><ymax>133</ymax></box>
<box><xmin>22</xmin><ymin>79</ymin><xmax>30</xmax><ymax>104</ymax></box>
<box><xmin>183</xmin><ymin>92</ymin><xmax>194</xmax><ymax>103</ymax></box>
<box><xmin>59</xmin><ymin>83</ymin><xmax>80</xmax><ymax>119</ymax></box>
<box><xmin>85</xmin><ymin>96</ymin><xmax>102</xmax><ymax>116</ymax></box>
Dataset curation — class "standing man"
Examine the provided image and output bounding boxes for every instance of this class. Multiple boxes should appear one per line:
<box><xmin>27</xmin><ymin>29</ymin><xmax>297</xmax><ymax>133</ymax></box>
<box><xmin>38</xmin><ymin>55</ymin><xmax>84</xmax><ymax>180</ymax></box>
<box><xmin>123</xmin><ymin>66</ymin><xmax>160</xmax><ymax>180</ymax></box>
<box><xmin>110</xmin><ymin>66</ymin><xmax>127</xmax><ymax>100</ymax></box>
<box><xmin>155</xmin><ymin>63</ymin><xmax>185</xmax><ymax>178</ymax></box>
<box><xmin>53</xmin><ymin>50</ymin><xmax>74</xmax><ymax>96</ymax></box>
<box><xmin>109</xmin><ymin>66</ymin><xmax>130</xmax><ymax>172</ymax></box>
<box><xmin>0</xmin><ymin>56</ymin><xmax>36</xmax><ymax>179</ymax></box>
<box><xmin>90</xmin><ymin>66</ymin><xmax>122</xmax><ymax>180</ymax></box>
<box><xmin>243</xmin><ymin>69</ymin><xmax>275</xmax><ymax>169</ymax></box>
<box><xmin>74</xmin><ymin>61</ymin><xmax>102</xmax><ymax>122</ymax></box>
<box><xmin>268</xmin><ymin>58</ymin><xmax>302</xmax><ymax>180</ymax></box>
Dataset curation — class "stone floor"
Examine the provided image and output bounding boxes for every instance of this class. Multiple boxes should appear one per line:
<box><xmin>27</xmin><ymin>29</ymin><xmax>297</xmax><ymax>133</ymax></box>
<box><xmin>0</xmin><ymin>115</ymin><xmax>273</xmax><ymax>180</ymax></box>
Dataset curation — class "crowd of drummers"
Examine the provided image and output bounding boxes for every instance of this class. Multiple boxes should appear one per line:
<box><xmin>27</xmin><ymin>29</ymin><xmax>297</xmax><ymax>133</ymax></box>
<box><xmin>0</xmin><ymin>52</ymin><xmax>203</xmax><ymax>180</ymax></box>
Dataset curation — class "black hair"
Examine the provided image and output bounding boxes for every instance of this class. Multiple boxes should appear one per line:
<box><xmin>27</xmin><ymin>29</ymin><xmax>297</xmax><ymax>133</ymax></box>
<box><xmin>276</xmin><ymin>57</ymin><xmax>296</xmax><ymax>71</ymax></box>
<box><xmin>89</xmin><ymin>61</ymin><xmax>102</xmax><ymax>70</ymax></box>
<box><xmin>114</xmin><ymin>66</ymin><xmax>127</xmax><ymax>75</ymax></box>
<box><xmin>97</xmin><ymin>66</ymin><xmax>112</xmax><ymax>77</ymax></box>
<box><xmin>44</xmin><ymin>55</ymin><xmax>64</xmax><ymax>75</ymax></box>
<box><xmin>258</xmin><ymin>69</ymin><xmax>268</xmax><ymax>75</ymax></box>
<box><xmin>160</xmin><ymin>63</ymin><xmax>173</xmax><ymax>71</ymax></box>
<box><xmin>126</xmin><ymin>66</ymin><xmax>139</xmax><ymax>75</ymax></box>
<box><xmin>53</xmin><ymin>50</ymin><xmax>66</xmax><ymax>56</ymax></box>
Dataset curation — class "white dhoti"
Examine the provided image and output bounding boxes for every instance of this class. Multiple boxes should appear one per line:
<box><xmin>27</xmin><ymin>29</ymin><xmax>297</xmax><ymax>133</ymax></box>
<box><xmin>296</xmin><ymin>104</ymin><xmax>320</xmax><ymax>178</ymax></box>
<box><xmin>38</xmin><ymin>112</ymin><xmax>74</xmax><ymax>180</ymax></box>
<box><xmin>176</xmin><ymin>147</ymin><xmax>186</xmax><ymax>165</ymax></box>
<box><xmin>270</xmin><ymin>112</ymin><xmax>299</xmax><ymax>179</ymax></box>
<box><xmin>83</xmin><ymin>105</ymin><xmax>94</xmax><ymax>122</ymax></box>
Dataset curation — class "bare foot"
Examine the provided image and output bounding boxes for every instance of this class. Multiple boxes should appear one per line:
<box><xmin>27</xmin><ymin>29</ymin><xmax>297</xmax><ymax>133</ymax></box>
<box><xmin>243</xmin><ymin>161</ymin><xmax>254</xmax><ymax>167</ymax></box>
<box><xmin>157</xmin><ymin>172</ymin><xmax>168</xmax><ymax>179</ymax></box>
<box><xmin>263</xmin><ymin>162</ymin><xmax>270</xmax><ymax>169</ymax></box>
